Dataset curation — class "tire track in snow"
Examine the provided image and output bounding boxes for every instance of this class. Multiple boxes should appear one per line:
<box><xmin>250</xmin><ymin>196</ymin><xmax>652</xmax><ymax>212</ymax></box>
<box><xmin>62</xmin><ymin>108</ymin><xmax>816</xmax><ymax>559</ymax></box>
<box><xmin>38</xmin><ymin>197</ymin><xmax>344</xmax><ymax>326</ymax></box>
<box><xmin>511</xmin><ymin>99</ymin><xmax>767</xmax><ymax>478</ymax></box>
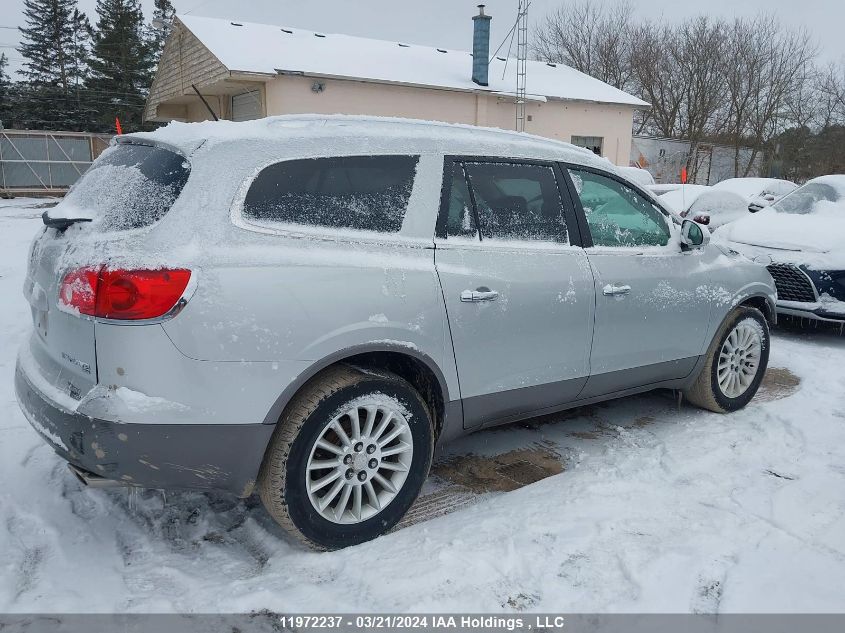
<box><xmin>6</xmin><ymin>515</ymin><xmax>48</xmax><ymax>602</ymax></box>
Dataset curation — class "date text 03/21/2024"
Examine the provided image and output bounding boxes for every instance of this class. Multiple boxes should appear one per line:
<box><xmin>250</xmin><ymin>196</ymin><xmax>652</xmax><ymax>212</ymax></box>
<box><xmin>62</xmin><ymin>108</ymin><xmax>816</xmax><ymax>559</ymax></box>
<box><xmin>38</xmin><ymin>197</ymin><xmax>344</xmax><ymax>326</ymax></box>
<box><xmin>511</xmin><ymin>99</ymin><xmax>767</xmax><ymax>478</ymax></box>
<box><xmin>276</xmin><ymin>615</ymin><xmax>568</xmax><ymax>630</ymax></box>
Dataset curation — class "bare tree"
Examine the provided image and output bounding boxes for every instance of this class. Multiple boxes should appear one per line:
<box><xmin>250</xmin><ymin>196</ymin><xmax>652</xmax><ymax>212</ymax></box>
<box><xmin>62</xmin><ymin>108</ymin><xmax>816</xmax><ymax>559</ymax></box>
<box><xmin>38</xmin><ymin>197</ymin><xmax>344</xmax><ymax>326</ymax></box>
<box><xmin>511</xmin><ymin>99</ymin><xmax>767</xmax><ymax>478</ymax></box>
<box><xmin>814</xmin><ymin>62</ymin><xmax>845</xmax><ymax>128</ymax></box>
<box><xmin>630</xmin><ymin>17</ymin><xmax>727</xmax><ymax>179</ymax></box>
<box><xmin>534</xmin><ymin>1</ymin><xmax>830</xmax><ymax>180</ymax></box>
<box><xmin>533</xmin><ymin>0</ymin><xmax>635</xmax><ymax>91</ymax></box>
<box><xmin>722</xmin><ymin>15</ymin><xmax>817</xmax><ymax>176</ymax></box>
<box><xmin>628</xmin><ymin>21</ymin><xmax>682</xmax><ymax>137</ymax></box>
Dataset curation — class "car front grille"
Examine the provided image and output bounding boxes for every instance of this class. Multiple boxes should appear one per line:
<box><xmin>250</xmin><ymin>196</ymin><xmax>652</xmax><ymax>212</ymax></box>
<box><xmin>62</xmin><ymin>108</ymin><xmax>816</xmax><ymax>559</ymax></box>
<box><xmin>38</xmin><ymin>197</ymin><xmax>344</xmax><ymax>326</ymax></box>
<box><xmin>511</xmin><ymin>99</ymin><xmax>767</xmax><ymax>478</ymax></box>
<box><xmin>767</xmin><ymin>263</ymin><xmax>816</xmax><ymax>303</ymax></box>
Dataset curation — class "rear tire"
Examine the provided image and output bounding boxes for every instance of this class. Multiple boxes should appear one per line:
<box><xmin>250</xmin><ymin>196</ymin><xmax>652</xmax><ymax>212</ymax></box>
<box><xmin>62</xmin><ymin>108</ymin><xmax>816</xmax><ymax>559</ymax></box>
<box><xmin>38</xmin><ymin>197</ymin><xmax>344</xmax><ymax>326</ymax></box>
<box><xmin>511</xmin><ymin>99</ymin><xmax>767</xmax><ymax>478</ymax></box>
<box><xmin>684</xmin><ymin>306</ymin><xmax>769</xmax><ymax>413</ymax></box>
<box><xmin>258</xmin><ymin>365</ymin><xmax>433</xmax><ymax>550</ymax></box>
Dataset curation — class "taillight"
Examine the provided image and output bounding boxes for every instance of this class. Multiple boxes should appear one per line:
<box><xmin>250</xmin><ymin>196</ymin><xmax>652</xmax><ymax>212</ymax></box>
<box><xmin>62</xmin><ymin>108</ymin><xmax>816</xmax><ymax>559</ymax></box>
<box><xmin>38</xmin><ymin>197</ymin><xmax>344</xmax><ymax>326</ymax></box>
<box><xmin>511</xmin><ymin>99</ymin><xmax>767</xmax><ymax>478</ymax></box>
<box><xmin>59</xmin><ymin>267</ymin><xmax>192</xmax><ymax>320</ymax></box>
<box><xmin>58</xmin><ymin>268</ymin><xmax>99</xmax><ymax>316</ymax></box>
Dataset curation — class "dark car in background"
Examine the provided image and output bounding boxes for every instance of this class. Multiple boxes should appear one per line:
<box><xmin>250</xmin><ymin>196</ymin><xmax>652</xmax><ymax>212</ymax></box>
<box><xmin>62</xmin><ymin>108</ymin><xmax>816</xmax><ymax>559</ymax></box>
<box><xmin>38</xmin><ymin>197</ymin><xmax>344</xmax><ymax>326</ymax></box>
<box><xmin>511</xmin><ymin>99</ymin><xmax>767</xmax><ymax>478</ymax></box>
<box><xmin>718</xmin><ymin>175</ymin><xmax>845</xmax><ymax>323</ymax></box>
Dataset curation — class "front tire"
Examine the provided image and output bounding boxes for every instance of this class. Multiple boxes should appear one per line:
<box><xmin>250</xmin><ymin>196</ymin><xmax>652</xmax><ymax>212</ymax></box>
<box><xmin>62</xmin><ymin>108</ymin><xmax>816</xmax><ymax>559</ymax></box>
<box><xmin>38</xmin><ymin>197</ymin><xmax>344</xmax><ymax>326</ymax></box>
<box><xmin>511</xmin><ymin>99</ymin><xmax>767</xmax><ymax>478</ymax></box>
<box><xmin>258</xmin><ymin>365</ymin><xmax>434</xmax><ymax>549</ymax></box>
<box><xmin>684</xmin><ymin>306</ymin><xmax>770</xmax><ymax>413</ymax></box>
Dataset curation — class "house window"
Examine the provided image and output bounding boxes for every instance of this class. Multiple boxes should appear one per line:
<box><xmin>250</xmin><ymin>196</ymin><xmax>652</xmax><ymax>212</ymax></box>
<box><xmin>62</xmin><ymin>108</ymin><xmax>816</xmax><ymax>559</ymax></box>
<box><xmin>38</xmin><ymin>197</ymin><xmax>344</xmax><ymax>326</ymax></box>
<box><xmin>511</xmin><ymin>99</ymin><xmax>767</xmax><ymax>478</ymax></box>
<box><xmin>571</xmin><ymin>135</ymin><xmax>603</xmax><ymax>156</ymax></box>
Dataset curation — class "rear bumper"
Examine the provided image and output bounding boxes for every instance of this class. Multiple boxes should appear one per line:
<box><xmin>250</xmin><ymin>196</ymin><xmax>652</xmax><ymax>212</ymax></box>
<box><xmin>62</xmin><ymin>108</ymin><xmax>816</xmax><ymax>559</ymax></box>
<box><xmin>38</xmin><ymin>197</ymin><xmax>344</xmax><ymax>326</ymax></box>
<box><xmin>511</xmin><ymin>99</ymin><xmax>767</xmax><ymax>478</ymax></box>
<box><xmin>15</xmin><ymin>361</ymin><xmax>275</xmax><ymax>496</ymax></box>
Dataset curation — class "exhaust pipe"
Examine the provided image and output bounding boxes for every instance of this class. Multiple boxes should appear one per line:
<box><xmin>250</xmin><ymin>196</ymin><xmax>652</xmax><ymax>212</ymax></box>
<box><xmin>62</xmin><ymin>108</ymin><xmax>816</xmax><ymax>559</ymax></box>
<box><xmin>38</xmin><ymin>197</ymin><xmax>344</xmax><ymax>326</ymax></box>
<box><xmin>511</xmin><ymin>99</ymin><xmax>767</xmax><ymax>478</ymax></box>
<box><xmin>68</xmin><ymin>463</ymin><xmax>130</xmax><ymax>489</ymax></box>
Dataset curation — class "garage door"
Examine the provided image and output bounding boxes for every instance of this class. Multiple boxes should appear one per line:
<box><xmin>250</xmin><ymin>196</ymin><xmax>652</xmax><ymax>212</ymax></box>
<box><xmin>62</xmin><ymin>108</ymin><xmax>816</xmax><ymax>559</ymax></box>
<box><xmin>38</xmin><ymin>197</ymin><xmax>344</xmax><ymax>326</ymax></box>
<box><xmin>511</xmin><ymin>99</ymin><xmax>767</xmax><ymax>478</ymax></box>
<box><xmin>231</xmin><ymin>90</ymin><xmax>262</xmax><ymax>122</ymax></box>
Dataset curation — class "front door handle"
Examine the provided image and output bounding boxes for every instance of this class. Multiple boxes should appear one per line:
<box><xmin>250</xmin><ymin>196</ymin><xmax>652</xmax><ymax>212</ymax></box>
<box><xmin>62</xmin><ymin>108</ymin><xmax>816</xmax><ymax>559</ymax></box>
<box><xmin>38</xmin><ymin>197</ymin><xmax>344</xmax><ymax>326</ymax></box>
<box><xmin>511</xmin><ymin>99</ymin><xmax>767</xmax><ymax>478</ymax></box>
<box><xmin>602</xmin><ymin>283</ymin><xmax>631</xmax><ymax>296</ymax></box>
<box><xmin>461</xmin><ymin>287</ymin><xmax>500</xmax><ymax>303</ymax></box>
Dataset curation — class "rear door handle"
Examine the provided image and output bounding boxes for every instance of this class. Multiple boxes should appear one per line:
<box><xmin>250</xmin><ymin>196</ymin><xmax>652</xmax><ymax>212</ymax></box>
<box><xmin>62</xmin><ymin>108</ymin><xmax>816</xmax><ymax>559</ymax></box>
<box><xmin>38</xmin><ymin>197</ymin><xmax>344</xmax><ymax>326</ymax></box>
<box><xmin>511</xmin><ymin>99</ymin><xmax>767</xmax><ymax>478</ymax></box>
<box><xmin>461</xmin><ymin>288</ymin><xmax>500</xmax><ymax>303</ymax></box>
<box><xmin>602</xmin><ymin>283</ymin><xmax>631</xmax><ymax>296</ymax></box>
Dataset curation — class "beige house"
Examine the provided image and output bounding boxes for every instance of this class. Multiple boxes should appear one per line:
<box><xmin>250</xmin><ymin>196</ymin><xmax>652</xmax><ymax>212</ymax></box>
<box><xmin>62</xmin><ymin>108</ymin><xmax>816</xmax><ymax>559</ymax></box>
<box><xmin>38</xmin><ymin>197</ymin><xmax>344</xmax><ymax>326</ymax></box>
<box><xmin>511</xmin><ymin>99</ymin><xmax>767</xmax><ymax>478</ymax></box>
<box><xmin>144</xmin><ymin>13</ymin><xmax>648</xmax><ymax>165</ymax></box>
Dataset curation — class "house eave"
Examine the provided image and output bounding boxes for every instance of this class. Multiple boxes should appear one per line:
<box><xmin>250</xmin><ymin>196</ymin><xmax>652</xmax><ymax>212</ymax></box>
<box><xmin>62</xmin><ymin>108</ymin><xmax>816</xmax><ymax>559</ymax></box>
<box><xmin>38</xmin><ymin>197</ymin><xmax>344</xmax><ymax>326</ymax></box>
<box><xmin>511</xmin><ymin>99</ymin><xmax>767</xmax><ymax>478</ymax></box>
<box><xmin>271</xmin><ymin>68</ymin><xmax>648</xmax><ymax>108</ymax></box>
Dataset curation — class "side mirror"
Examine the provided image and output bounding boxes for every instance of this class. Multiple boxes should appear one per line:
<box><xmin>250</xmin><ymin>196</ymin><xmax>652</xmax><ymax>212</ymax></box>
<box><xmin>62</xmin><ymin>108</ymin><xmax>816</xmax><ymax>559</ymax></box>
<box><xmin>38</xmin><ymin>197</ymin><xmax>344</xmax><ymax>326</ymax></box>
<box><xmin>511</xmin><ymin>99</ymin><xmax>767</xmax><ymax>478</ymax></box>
<box><xmin>748</xmin><ymin>202</ymin><xmax>762</xmax><ymax>213</ymax></box>
<box><xmin>681</xmin><ymin>219</ymin><xmax>709</xmax><ymax>249</ymax></box>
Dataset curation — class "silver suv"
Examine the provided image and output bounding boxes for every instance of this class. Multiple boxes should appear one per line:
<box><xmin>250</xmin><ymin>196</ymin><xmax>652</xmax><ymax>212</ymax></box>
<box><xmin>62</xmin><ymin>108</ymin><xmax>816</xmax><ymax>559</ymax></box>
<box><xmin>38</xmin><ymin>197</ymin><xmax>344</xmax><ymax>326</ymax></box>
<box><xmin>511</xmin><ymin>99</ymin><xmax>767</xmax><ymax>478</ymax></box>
<box><xmin>16</xmin><ymin>116</ymin><xmax>776</xmax><ymax>549</ymax></box>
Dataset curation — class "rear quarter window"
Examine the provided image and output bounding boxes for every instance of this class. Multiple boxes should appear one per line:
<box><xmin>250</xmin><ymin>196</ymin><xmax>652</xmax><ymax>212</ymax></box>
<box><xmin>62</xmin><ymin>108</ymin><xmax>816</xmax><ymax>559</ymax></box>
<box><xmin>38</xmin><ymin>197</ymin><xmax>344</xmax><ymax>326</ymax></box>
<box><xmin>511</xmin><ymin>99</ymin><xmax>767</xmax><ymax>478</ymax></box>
<box><xmin>242</xmin><ymin>155</ymin><xmax>419</xmax><ymax>233</ymax></box>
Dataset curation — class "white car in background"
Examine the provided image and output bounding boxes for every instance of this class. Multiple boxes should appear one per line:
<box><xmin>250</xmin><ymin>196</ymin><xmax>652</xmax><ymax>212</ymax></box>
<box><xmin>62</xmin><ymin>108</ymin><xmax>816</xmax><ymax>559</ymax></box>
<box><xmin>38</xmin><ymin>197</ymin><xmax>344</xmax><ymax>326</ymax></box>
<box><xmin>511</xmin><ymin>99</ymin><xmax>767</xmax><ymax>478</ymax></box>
<box><xmin>647</xmin><ymin>183</ymin><xmax>683</xmax><ymax>196</ymax></box>
<box><xmin>657</xmin><ymin>184</ymin><xmax>749</xmax><ymax>230</ymax></box>
<box><xmin>712</xmin><ymin>178</ymin><xmax>797</xmax><ymax>212</ymax></box>
<box><xmin>616</xmin><ymin>165</ymin><xmax>656</xmax><ymax>188</ymax></box>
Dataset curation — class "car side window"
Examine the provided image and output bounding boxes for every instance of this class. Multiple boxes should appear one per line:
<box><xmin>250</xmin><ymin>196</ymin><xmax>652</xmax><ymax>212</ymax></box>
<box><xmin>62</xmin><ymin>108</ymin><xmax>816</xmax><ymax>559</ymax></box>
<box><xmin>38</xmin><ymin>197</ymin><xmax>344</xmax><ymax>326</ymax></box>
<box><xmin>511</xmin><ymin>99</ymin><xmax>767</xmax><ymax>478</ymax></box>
<box><xmin>569</xmin><ymin>168</ymin><xmax>670</xmax><ymax>247</ymax></box>
<box><xmin>444</xmin><ymin>162</ymin><xmax>478</xmax><ymax>238</ymax></box>
<box><xmin>444</xmin><ymin>161</ymin><xmax>567</xmax><ymax>243</ymax></box>
<box><xmin>242</xmin><ymin>155</ymin><xmax>419</xmax><ymax>233</ymax></box>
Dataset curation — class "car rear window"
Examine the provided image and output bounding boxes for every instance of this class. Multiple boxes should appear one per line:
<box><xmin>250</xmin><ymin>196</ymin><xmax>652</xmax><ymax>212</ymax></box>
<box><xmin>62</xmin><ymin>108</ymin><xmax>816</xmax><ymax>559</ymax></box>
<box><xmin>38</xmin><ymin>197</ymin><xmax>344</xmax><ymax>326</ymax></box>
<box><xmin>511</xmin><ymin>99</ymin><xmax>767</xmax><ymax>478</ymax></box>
<box><xmin>63</xmin><ymin>143</ymin><xmax>190</xmax><ymax>230</ymax></box>
<box><xmin>242</xmin><ymin>155</ymin><xmax>419</xmax><ymax>233</ymax></box>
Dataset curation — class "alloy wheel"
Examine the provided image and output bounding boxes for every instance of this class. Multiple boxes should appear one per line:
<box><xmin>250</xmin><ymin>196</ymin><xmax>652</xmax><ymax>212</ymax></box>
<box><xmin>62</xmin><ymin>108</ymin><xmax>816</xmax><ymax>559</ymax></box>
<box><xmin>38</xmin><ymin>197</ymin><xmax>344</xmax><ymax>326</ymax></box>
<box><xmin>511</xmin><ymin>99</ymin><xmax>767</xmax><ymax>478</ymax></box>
<box><xmin>717</xmin><ymin>320</ymin><xmax>763</xmax><ymax>398</ymax></box>
<box><xmin>305</xmin><ymin>400</ymin><xmax>414</xmax><ymax>524</ymax></box>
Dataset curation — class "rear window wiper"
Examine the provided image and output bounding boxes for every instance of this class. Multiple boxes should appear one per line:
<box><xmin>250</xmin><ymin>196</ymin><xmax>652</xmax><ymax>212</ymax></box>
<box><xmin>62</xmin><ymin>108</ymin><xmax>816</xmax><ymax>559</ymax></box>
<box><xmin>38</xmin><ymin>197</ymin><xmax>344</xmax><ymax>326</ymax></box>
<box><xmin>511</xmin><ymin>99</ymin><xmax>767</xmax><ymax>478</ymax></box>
<box><xmin>42</xmin><ymin>211</ymin><xmax>92</xmax><ymax>230</ymax></box>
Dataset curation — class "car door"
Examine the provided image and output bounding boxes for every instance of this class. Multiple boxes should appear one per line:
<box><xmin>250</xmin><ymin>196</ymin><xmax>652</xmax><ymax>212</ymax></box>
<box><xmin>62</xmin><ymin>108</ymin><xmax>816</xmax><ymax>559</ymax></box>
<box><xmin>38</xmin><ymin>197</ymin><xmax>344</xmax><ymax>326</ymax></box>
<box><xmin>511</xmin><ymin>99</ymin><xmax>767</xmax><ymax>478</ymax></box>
<box><xmin>562</xmin><ymin>165</ymin><xmax>715</xmax><ymax>398</ymax></box>
<box><xmin>434</xmin><ymin>158</ymin><xmax>595</xmax><ymax>429</ymax></box>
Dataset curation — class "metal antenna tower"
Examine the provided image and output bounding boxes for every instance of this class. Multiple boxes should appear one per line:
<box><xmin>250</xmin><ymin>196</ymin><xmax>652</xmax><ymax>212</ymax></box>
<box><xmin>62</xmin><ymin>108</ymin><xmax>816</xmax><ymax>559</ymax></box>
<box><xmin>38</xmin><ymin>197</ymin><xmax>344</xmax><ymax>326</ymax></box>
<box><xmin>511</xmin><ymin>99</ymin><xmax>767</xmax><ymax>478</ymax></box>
<box><xmin>515</xmin><ymin>0</ymin><xmax>528</xmax><ymax>132</ymax></box>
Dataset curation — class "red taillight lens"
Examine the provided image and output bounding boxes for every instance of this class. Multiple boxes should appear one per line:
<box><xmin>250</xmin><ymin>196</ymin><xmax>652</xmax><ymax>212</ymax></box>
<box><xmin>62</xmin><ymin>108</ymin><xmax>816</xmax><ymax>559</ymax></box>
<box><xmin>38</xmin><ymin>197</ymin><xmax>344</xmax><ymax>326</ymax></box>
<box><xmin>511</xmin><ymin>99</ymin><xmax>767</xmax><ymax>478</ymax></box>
<box><xmin>59</xmin><ymin>267</ymin><xmax>191</xmax><ymax>320</ymax></box>
<box><xmin>58</xmin><ymin>268</ymin><xmax>99</xmax><ymax>316</ymax></box>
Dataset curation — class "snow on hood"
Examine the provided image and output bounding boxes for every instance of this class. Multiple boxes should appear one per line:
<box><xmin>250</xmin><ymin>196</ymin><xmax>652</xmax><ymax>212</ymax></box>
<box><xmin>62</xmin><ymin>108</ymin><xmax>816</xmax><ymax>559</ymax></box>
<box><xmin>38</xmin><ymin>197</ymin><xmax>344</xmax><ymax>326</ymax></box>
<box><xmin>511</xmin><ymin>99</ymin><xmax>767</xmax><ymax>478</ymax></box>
<box><xmin>718</xmin><ymin>206</ymin><xmax>845</xmax><ymax>269</ymax></box>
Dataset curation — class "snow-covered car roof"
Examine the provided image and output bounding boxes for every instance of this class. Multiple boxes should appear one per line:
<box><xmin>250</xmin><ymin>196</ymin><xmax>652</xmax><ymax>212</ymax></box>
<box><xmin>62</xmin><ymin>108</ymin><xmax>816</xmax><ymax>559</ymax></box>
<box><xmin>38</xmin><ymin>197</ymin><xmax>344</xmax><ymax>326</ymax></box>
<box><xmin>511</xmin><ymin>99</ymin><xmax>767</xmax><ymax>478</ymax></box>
<box><xmin>712</xmin><ymin>178</ymin><xmax>796</xmax><ymax>200</ymax></box>
<box><xmin>177</xmin><ymin>15</ymin><xmax>649</xmax><ymax>108</ymax></box>
<box><xmin>806</xmin><ymin>174</ymin><xmax>845</xmax><ymax>195</ymax></box>
<box><xmin>615</xmin><ymin>166</ymin><xmax>655</xmax><ymax>187</ymax></box>
<box><xmin>657</xmin><ymin>185</ymin><xmax>711</xmax><ymax>213</ymax></box>
<box><xmin>124</xmin><ymin>114</ymin><xmax>610</xmax><ymax>167</ymax></box>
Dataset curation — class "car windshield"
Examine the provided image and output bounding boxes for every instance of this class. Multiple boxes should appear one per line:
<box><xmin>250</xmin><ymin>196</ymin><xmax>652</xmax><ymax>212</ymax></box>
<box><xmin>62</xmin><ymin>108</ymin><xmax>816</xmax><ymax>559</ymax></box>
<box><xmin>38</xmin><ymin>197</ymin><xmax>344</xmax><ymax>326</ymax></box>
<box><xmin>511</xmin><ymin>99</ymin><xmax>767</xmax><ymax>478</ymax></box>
<box><xmin>772</xmin><ymin>182</ymin><xmax>840</xmax><ymax>215</ymax></box>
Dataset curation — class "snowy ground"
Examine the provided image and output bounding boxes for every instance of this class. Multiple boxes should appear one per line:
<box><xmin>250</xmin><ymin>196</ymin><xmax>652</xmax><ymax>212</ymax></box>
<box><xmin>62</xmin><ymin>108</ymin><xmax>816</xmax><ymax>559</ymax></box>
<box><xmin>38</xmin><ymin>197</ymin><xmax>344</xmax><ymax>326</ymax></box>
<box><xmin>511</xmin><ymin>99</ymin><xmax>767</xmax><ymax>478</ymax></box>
<box><xmin>1</xmin><ymin>198</ymin><xmax>844</xmax><ymax>613</ymax></box>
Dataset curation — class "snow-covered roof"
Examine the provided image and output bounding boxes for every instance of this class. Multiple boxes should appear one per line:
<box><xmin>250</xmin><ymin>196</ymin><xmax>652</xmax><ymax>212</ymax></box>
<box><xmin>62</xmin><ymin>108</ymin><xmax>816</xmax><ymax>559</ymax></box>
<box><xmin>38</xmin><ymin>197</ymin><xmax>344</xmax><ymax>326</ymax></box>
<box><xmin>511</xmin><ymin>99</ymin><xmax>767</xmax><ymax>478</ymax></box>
<box><xmin>177</xmin><ymin>15</ymin><xmax>649</xmax><ymax>108</ymax></box>
<box><xmin>127</xmin><ymin>114</ymin><xmax>607</xmax><ymax>169</ymax></box>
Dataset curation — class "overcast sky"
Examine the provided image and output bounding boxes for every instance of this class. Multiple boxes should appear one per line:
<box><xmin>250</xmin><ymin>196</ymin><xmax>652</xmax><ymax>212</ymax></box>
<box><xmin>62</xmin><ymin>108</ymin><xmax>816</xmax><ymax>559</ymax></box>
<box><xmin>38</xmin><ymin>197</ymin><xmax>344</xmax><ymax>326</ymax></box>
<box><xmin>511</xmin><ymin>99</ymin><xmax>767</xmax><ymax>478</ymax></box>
<box><xmin>2</xmin><ymin>0</ymin><xmax>843</xmax><ymax>78</ymax></box>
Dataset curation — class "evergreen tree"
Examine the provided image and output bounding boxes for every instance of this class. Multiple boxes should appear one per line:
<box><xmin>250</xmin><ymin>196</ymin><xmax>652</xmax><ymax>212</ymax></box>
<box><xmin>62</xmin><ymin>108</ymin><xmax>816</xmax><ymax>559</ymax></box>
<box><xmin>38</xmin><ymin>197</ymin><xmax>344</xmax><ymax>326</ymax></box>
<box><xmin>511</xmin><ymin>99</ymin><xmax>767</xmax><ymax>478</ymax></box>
<box><xmin>16</xmin><ymin>0</ymin><xmax>91</xmax><ymax>130</ymax></box>
<box><xmin>87</xmin><ymin>0</ymin><xmax>154</xmax><ymax>132</ymax></box>
<box><xmin>147</xmin><ymin>0</ymin><xmax>176</xmax><ymax>63</ymax></box>
<box><xmin>0</xmin><ymin>53</ymin><xmax>10</xmax><ymax>129</ymax></box>
<box><xmin>69</xmin><ymin>9</ymin><xmax>93</xmax><ymax>89</ymax></box>
<box><xmin>18</xmin><ymin>0</ymin><xmax>76</xmax><ymax>88</ymax></box>
<box><xmin>68</xmin><ymin>8</ymin><xmax>96</xmax><ymax>129</ymax></box>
